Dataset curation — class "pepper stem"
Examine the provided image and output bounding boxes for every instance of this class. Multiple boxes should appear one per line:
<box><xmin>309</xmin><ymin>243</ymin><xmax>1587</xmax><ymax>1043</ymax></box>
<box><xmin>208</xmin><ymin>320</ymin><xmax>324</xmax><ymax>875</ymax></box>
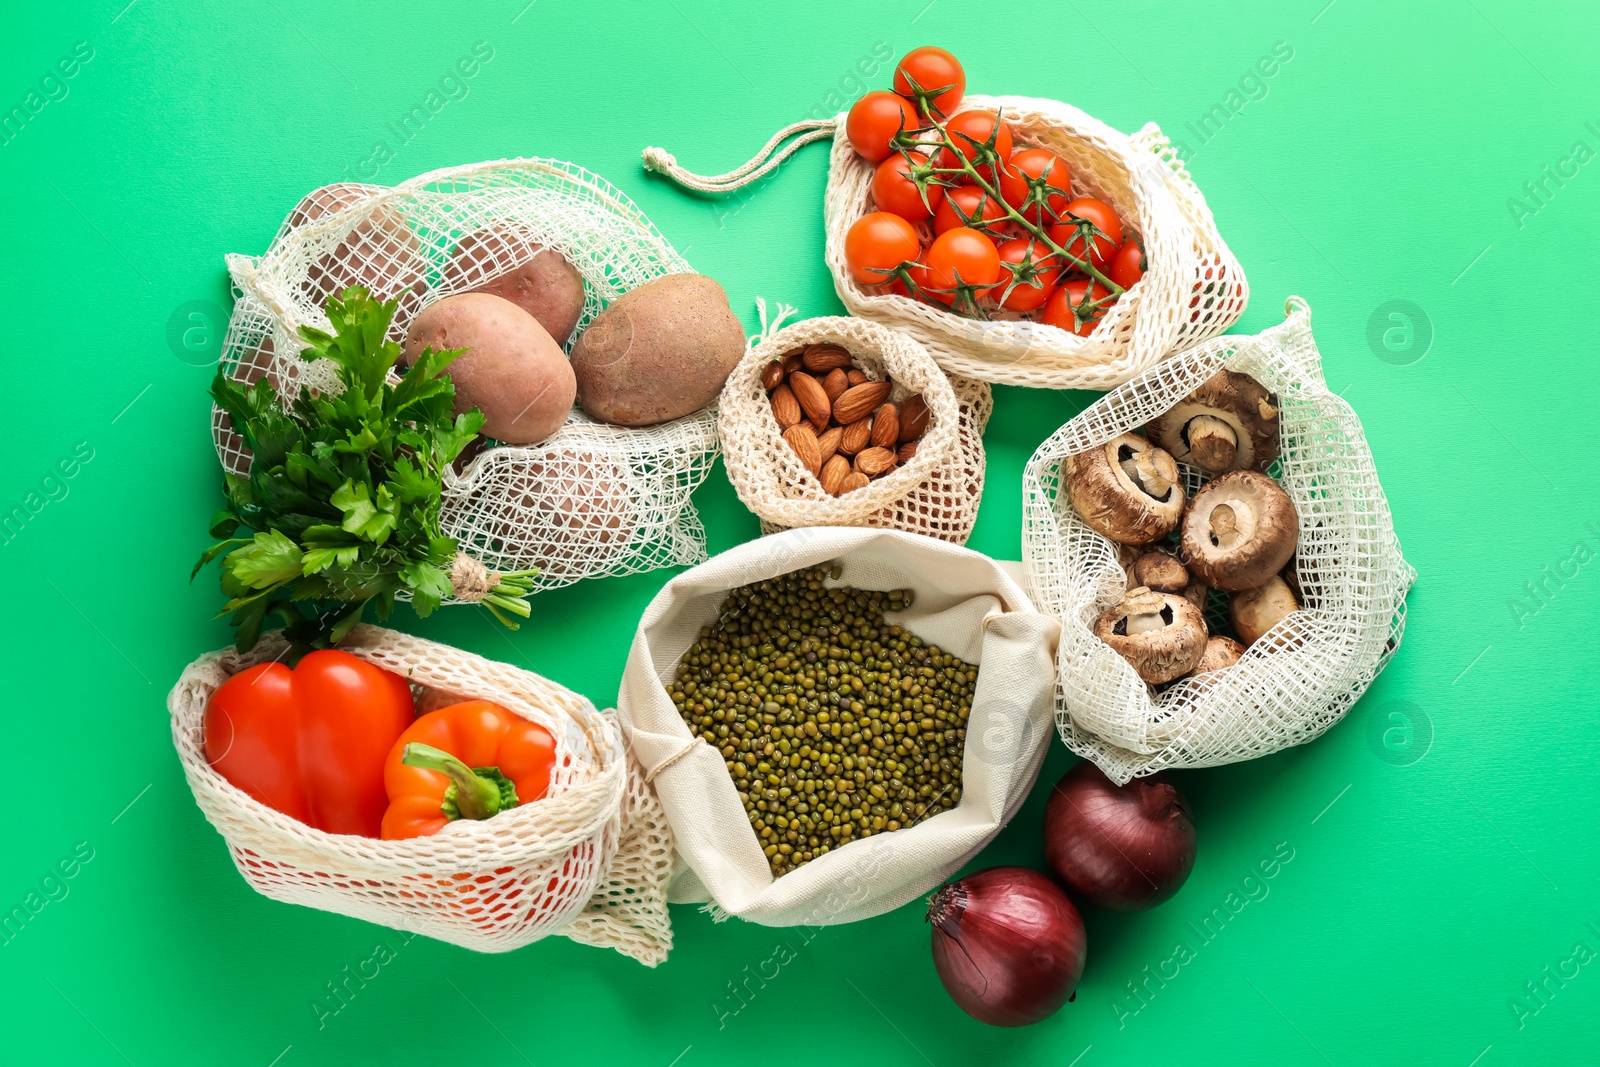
<box><xmin>400</xmin><ymin>743</ymin><xmax>519</xmax><ymax>821</ymax></box>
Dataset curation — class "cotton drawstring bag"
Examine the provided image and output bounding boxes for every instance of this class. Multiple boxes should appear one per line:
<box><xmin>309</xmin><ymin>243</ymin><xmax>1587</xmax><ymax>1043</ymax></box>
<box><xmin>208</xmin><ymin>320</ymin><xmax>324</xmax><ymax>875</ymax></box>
<box><xmin>214</xmin><ymin>159</ymin><xmax>721</xmax><ymax>599</ymax></box>
<box><xmin>719</xmin><ymin>304</ymin><xmax>991</xmax><ymax>545</ymax></box>
<box><xmin>1021</xmin><ymin>298</ymin><xmax>1415</xmax><ymax>782</ymax></box>
<box><xmin>616</xmin><ymin>527</ymin><xmax>1061</xmax><ymax>926</ymax></box>
<box><xmin>644</xmin><ymin>98</ymin><xmax>1247</xmax><ymax>390</ymax></box>
<box><xmin>169</xmin><ymin>625</ymin><xmax>675</xmax><ymax>963</ymax></box>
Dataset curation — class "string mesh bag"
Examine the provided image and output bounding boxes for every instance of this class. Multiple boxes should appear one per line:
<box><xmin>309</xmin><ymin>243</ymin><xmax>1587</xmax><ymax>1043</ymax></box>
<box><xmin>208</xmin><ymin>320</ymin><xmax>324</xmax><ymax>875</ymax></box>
<box><xmin>213</xmin><ymin>159</ymin><xmax>721</xmax><ymax>597</ymax></box>
<box><xmin>719</xmin><ymin>302</ymin><xmax>991</xmax><ymax>546</ymax></box>
<box><xmin>168</xmin><ymin>624</ymin><xmax>675</xmax><ymax>964</ymax></box>
<box><xmin>617</xmin><ymin>527</ymin><xmax>1061</xmax><ymax>926</ymax></box>
<box><xmin>1021</xmin><ymin>298</ymin><xmax>1416</xmax><ymax>782</ymax></box>
<box><xmin>643</xmin><ymin>101</ymin><xmax>1246</xmax><ymax>390</ymax></box>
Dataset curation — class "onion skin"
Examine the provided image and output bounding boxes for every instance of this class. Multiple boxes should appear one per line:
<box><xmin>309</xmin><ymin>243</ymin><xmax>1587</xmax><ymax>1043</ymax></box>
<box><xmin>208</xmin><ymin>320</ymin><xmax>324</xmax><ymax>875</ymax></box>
<box><xmin>1044</xmin><ymin>762</ymin><xmax>1197</xmax><ymax>912</ymax></box>
<box><xmin>927</xmin><ymin>866</ymin><xmax>1087</xmax><ymax>1027</ymax></box>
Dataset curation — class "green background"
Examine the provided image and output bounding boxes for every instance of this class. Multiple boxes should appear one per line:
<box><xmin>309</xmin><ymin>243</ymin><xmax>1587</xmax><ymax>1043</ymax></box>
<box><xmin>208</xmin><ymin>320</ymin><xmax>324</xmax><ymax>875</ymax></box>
<box><xmin>3</xmin><ymin>1</ymin><xmax>1596</xmax><ymax>1064</ymax></box>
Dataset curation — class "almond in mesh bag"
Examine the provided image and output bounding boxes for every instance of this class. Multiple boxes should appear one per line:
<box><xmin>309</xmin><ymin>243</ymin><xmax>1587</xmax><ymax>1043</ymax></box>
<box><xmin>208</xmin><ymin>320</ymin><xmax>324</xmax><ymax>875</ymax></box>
<box><xmin>168</xmin><ymin>625</ymin><xmax>674</xmax><ymax>963</ymax></box>
<box><xmin>645</xmin><ymin>102</ymin><xmax>1245</xmax><ymax>390</ymax></box>
<box><xmin>617</xmin><ymin>527</ymin><xmax>1060</xmax><ymax>926</ymax></box>
<box><xmin>719</xmin><ymin>306</ymin><xmax>990</xmax><ymax>545</ymax></box>
<box><xmin>213</xmin><ymin>159</ymin><xmax>720</xmax><ymax>597</ymax></box>
<box><xmin>1022</xmin><ymin>298</ymin><xmax>1416</xmax><ymax>782</ymax></box>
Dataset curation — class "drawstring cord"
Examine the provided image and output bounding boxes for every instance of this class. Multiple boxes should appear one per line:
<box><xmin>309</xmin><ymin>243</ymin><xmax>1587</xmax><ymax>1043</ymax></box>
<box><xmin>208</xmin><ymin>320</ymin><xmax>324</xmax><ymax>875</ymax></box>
<box><xmin>642</xmin><ymin>118</ymin><xmax>839</xmax><ymax>193</ymax></box>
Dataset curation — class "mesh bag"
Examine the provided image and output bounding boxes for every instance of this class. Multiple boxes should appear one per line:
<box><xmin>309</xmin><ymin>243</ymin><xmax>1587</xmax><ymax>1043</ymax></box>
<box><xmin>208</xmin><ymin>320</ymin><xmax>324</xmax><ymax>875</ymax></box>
<box><xmin>1021</xmin><ymin>298</ymin><xmax>1415</xmax><ymax>782</ymax></box>
<box><xmin>719</xmin><ymin>307</ymin><xmax>991</xmax><ymax>545</ymax></box>
<box><xmin>617</xmin><ymin>527</ymin><xmax>1061</xmax><ymax>926</ymax></box>
<box><xmin>168</xmin><ymin>624</ymin><xmax>675</xmax><ymax>963</ymax></box>
<box><xmin>644</xmin><ymin>102</ymin><xmax>1246</xmax><ymax>390</ymax></box>
<box><xmin>213</xmin><ymin>159</ymin><xmax>720</xmax><ymax>595</ymax></box>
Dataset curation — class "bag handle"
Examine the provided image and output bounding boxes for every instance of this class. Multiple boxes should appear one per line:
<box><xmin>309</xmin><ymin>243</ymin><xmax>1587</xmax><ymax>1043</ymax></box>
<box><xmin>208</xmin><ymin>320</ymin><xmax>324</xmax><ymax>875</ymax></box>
<box><xmin>642</xmin><ymin>118</ymin><xmax>838</xmax><ymax>194</ymax></box>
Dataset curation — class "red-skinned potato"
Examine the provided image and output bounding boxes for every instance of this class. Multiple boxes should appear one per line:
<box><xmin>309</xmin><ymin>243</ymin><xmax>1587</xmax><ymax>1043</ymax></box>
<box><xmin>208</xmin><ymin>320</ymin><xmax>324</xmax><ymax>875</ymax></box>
<box><xmin>288</xmin><ymin>184</ymin><xmax>427</xmax><ymax>315</ymax></box>
<box><xmin>569</xmin><ymin>274</ymin><xmax>744</xmax><ymax>427</ymax></box>
<box><xmin>441</xmin><ymin>225</ymin><xmax>586</xmax><ymax>347</ymax></box>
<box><xmin>403</xmin><ymin>293</ymin><xmax>574</xmax><ymax>445</ymax></box>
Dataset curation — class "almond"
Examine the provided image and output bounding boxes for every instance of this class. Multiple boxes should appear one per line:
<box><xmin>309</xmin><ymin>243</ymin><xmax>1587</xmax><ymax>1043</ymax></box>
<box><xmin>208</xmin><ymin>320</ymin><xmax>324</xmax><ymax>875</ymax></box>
<box><xmin>898</xmin><ymin>393</ymin><xmax>930</xmax><ymax>442</ymax></box>
<box><xmin>790</xmin><ymin>372</ymin><xmax>833</xmax><ymax>429</ymax></box>
<box><xmin>808</xmin><ymin>417</ymin><xmax>830</xmax><ymax>437</ymax></box>
<box><xmin>839</xmin><ymin>416</ymin><xmax>873</xmax><ymax>455</ymax></box>
<box><xmin>760</xmin><ymin>360</ymin><xmax>785</xmax><ymax>391</ymax></box>
<box><xmin>816</xmin><ymin>425</ymin><xmax>843</xmax><ymax>465</ymax></box>
<box><xmin>782</xmin><ymin>423</ymin><xmax>822</xmax><ymax>476</ymax></box>
<box><xmin>897</xmin><ymin>441</ymin><xmax>918</xmax><ymax>463</ymax></box>
<box><xmin>846</xmin><ymin>369</ymin><xmax>869</xmax><ymax>386</ymax></box>
<box><xmin>833</xmin><ymin>380</ymin><xmax>891</xmax><ymax>425</ymax></box>
<box><xmin>819</xmin><ymin>454</ymin><xmax>851</xmax><ymax>496</ymax></box>
<box><xmin>870</xmin><ymin>403</ymin><xmax>899</xmax><ymax>449</ymax></box>
<box><xmin>854</xmin><ymin>446</ymin><xmax>896</xmax><ymax>478</ymax></box>
<box><xmin>802</xmin><ymin>343</ymin><xmax>854</xmax><ymax>372</ymax></box>
<box><xmin>782</xmin><ymin>350</ymin><xmax>803</xmax><ymax>374</ymax></box>
<box><xmin>841</xmin><ymin>471</ymin><xmax>871</xmax><ymax>493</ymax></box>
<box><xmin>822</xmin><ymin>367</ymin><xmax>850</xmax><ymax>402</ymax></box>
<box><xmin>770</xmin><ymin>383</ymin><xmax>801</xmax><ymax>429</ymax></box>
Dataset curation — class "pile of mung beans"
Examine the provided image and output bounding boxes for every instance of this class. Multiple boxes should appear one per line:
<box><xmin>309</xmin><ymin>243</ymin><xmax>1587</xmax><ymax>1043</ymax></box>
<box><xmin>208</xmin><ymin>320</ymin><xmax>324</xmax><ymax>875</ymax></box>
<box><xmin>668</xmin><ymin>563</ymin><xmax>978</xmax><ymax>877</ymax></box>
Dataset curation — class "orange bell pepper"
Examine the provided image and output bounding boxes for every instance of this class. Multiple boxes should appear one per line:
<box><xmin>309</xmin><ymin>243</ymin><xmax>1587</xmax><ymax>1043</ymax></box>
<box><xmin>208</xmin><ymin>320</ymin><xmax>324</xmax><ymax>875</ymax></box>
<box><xmin>380</xmin><ymin>700</ymin><xmax>557</xmax><ymax>840</ymax></box>
<box><xmin>204</xmin><ymin>650</ymin><xmax>415</xmax><ymax>837</ymax></box>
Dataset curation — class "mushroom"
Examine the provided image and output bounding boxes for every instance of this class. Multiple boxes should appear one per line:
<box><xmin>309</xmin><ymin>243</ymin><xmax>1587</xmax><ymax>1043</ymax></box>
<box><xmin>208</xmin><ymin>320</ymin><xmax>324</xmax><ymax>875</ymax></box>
<box><xmin>1147</xmin><ymin>369</ymin><xmax>1280</xmax><ymax>473</ymax></box>
<box><xmin>1127</xmin><ymin>548</ymin><xmax>1210</xmax><ymax>615</ymax></box>
<box><xmin>1282</xmin><ymin>550</ymin><xmax>1305</xmax><ymax>605</ymax></box>
<box><xmin>1180</xmin><ymin>470</ymin><xmax>1298</xmax><ymax>591</ymax></box>
<box><xmin>1130</xmin><ymin>549</ymin><xmax>1188</xmax><ymax>593</ymax></box>
<box><xmin>1064</xmin><ymin>432</ymin><xmax>1185</xmax><ymax>545</ymax></box>
<box><xmin>1093</xmin><ymin>586</ymin><xmax>1208</xmax><ymax>684</ymax></box>
<box><xmin>1230</xmin><ymin>576</ymin><xmax>1301</xmax><ymax>647</ymax></box>
<box><xmin>1193</xmin><ymin>635</ymin><xmax>1246</xmax><ymax>673</ymax></box>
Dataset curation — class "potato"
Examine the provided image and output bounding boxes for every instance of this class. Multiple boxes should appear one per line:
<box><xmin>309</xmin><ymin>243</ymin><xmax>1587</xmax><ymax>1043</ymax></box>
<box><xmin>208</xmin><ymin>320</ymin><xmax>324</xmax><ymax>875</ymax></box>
<box><xmin>287</xmin><ymin>183</ymin><xmax>427</xmax><ymax>314</ymax></box>
<box><xmin>403</xmin><ymin>293</ymin><xmax>575</xmax><ymax>446</ymax></box>
<box><xmin>441</xmin><ymin>224</ymin><xmax>586</xmax><ymax>346</ymax></box>
<box><xmin>569</xmin><ymin>273</ymin><xmax>744</xmax><ymax>427</ymax></box>
<box><xmin>481</xmin><ymin>451</ymin><xmax>636</xmax><ymax>578</ymax></box>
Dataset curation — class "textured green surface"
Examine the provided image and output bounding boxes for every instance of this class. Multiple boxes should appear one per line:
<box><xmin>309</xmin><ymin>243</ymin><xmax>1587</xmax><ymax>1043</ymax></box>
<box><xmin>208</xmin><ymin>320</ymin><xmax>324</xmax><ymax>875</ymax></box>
<box><xmin>3</xmin><ymin>1</ymin><xmax>1597</xmax><ymax>1064</ymax></box>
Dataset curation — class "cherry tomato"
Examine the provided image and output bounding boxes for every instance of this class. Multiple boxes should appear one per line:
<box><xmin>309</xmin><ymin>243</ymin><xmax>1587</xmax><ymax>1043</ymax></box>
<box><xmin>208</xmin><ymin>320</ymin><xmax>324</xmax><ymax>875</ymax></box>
<box><xmin>998</xmin><ymin>148</ymin><xmax>1073</xmax><ymax>224</ymax></box>
<box><xmin>893</xmin><ymin>46</ymin><xmax>965</xmax><ymax>118</ymax></box>
<box><xmin>847</xmin><ymin>90</ymin><xmax>921</xmax><ymax>163</ymax></box>
<box><xmin>987</xmin><ymin>238</ymin><xmax>1060</xmax><ymax>312</ymax></box>
<box><xmin>844</xmin><ymin>211</ymin><xmax>921</xmax><ymax>287</ymax></box>
<box><xmin>934</xmin><ymin>184</ymin><xmax>1007</xmax><ymax>235</ymax></box>
<box><xmin>1043</xmin><ymin>279</ymin><xmax>1114</xmax><ymax>337</ymax></box>
<box><xmin>871</xmin><ymin>153</ymin><xmax>945</xmax><ymax>223</ymax></box>
<box><xmin>925</xmin><ymin>227</ymin><xmax>1001</xmax><ymax>306</ymax></box>
<box><xmin>1048</xmin><ymin>197</ymin><xmax>1123</xmax><ymax>270</ymax></box>
<box><xmin>937</xmin><ymin>110</ymin><xmax>1014</xmax><ymax>178</ymax></box>
<box><xmin>1107</xmin><ymin>237</ymin><xmax>1145</xmax><ymax>290</ymax></box>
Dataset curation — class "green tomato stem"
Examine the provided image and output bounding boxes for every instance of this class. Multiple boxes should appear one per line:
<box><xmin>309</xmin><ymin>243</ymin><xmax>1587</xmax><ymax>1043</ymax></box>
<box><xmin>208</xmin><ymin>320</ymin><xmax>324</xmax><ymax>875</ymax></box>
<box><xmin>919</xmin><ymin>120</ymin><xmax>1125</xmax><ymax>296</ymax></box>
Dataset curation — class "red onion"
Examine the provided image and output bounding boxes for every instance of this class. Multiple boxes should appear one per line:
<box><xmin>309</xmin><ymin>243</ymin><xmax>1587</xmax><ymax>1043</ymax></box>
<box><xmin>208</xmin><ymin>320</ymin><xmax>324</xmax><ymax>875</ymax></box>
<box><xmin>1044</xmin><ymin>761</ymin><xmax>1197</xmax><ymax>911</ymax></box>
<box><xmin>927</xmin><ymin>866</ymin><xmax>1087</xmax><ymax>1027</ymax></box>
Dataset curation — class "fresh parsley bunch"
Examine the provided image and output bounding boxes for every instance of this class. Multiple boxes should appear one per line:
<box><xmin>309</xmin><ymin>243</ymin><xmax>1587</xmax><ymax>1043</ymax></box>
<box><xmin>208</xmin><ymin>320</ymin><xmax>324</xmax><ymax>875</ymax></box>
<box><xmin>197</xmin><ymin>286</ymin><xmax>534</xmax><ymax>652</ymax></box>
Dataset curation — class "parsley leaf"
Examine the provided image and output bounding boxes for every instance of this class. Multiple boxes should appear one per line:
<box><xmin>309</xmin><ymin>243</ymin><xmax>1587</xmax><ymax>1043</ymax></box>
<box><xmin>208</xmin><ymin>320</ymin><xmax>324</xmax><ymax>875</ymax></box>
<box><xmin>196</xmin><ymin>286</ymin><xmax>537</xmax><ymax>653</ymax></box>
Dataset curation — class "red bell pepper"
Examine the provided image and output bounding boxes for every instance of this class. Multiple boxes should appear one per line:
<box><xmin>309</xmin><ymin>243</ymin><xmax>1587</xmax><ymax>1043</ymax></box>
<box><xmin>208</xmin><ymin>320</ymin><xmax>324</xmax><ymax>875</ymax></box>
<box><xmin>204</xmin><ymin>650</ymin><xmax>415</xmax><ymax>837</ymax></box>
<box><xmin>380</xmin><ymin>700</ymin><xmax>557</xmax><ymax>840</ymax></box>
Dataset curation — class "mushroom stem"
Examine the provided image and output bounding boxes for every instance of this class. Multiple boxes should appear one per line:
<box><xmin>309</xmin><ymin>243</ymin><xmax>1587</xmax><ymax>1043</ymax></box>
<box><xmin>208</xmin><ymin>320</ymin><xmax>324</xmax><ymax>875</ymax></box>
<box><xmin>1185</xmin><ymin>416</ymin><xmax>1239</xmax><ymax>471</ymax></box>
<box><xmin>1210</xmin><ymin>503</ymin><xmax>1238</xmax><ymax>542</ymax></box>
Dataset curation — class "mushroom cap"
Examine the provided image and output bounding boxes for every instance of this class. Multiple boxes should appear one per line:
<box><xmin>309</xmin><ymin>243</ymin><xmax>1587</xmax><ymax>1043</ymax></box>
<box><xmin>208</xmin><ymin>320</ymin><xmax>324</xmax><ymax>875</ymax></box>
<box><xmin>1193</xmin><ymin>635</ymin><xmax>1246</xmax><ymax>673</ymax></box>
<box><xmin>1093</xmin><ymin>587</ymin><xmax>1209</xmax><ymax>684</ymax></box>
<box><xmin>1131</xmin><ymin>550</ymin><xmax>1190</xmax><ymax>594</ymax></box>
<box><xmin>1181</xmin><ymin>470</ymin><xmax>1299</xmax><ymax>591</ymax></box>
<box><xmin>1147</xmin><ymin>369</ymin><xmax>1281</xmax><ymax>474</ymax></box>
<box><xmin>1064</xmin><ymin>432</ymin><xmax>1185</xmax><ymax>546</ymax></box>
<box><xmin>1230</xmin><ymin>575</ymin><xmax>1301</xmax><ymax>647</ymax></box>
